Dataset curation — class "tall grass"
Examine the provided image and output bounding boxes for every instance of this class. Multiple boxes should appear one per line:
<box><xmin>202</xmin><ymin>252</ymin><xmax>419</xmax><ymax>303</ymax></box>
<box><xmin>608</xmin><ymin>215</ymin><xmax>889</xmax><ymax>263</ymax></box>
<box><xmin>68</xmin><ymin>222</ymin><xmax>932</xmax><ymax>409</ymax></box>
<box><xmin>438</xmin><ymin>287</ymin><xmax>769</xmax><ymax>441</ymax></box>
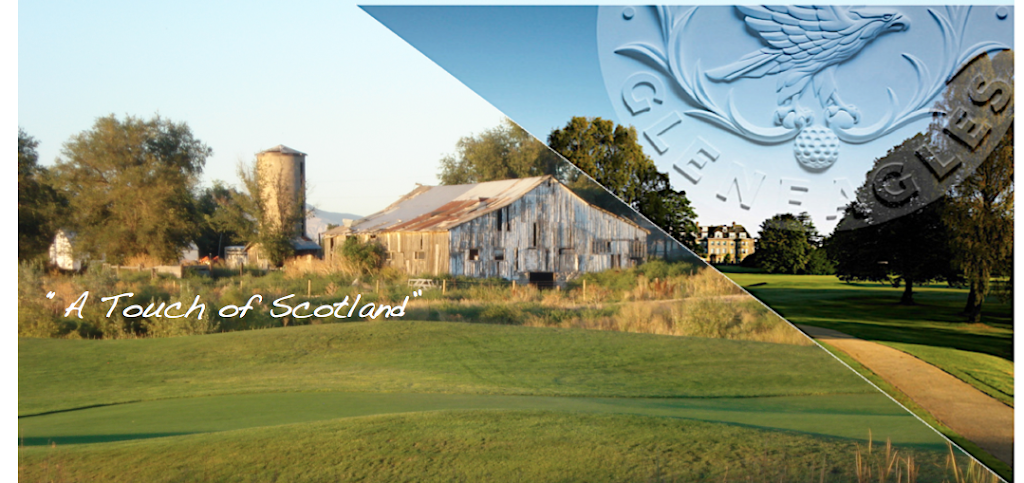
<box><xmin>19</xmin><ymin>260</ymin><xmax>808</xmax><ymax>345</ymax></box>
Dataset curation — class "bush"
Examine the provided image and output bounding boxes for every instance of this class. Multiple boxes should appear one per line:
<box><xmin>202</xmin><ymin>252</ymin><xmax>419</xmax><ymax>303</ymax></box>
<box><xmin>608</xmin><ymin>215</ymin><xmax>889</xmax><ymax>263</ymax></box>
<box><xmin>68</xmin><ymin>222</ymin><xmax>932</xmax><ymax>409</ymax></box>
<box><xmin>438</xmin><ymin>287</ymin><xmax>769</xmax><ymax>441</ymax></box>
<box><xmin>340</xmin><ymin>237</ymin><xmax>386</xmax><ymax>275</ymax></box>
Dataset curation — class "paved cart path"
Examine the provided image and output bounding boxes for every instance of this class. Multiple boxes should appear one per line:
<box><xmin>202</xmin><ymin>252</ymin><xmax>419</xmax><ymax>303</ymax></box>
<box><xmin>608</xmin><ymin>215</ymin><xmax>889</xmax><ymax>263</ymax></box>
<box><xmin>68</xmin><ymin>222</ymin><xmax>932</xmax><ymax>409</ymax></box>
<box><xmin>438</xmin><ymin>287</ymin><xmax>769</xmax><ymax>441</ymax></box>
<box><xmin>799</xmin><ymin>325</ymin><xmax>1013</xmax><ymax>467</ymax></box>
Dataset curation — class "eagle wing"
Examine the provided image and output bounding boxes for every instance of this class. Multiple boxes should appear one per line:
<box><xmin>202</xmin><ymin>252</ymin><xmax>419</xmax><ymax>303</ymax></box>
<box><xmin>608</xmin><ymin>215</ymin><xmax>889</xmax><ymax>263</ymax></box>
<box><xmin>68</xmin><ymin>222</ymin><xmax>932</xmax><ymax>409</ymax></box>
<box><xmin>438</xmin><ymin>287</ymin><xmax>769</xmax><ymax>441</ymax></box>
<box><xmin>706</xmin><ymin>6</ymin><xmax>856</xmax><ymax>82</ymax></box>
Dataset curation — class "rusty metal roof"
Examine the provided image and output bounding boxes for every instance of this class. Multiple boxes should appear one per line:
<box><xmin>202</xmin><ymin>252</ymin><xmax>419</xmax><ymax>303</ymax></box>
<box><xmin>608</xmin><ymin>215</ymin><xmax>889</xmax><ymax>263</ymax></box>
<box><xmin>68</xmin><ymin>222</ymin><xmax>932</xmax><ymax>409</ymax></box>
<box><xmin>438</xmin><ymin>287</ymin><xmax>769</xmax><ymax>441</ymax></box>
<box><xmin>350</xmin><ymin>175</ymin><xmax>647</xmax><ymax>234</ymax></box>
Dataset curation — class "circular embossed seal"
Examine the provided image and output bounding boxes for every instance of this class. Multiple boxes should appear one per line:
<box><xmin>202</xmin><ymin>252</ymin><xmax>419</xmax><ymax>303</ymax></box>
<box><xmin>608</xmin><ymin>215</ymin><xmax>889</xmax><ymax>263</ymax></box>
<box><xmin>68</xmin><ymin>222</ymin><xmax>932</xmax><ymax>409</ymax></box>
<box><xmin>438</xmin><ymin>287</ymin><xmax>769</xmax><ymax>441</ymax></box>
<box><xmin>597</xmin><ymin>6</ymin><xmax>1013</xmax><ymax>231</ymax></box>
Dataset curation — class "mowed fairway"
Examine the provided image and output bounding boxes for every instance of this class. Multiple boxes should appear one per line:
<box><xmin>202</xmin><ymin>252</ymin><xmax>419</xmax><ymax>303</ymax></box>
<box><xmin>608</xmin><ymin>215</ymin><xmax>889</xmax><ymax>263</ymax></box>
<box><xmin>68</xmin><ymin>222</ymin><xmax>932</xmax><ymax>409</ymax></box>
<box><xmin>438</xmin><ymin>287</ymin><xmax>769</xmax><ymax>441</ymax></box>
<box><xmin>19</xmin><ymin>411</ymin><xmax>959</xmax><ymax>483</ymax></box>
<box><xmin>20</xmin><ymin>321</ymin><xmax>957</xmax><ymax>481</ymax></box>
<box><xmin>722</xmin><ymin>271</ymin><xmax>1013</xmax><ymax>406</ymax></box>
<box><xmin>20</xmin><ymin>321</ymin><xmax>873</xmax><ymax>416</ymax></box>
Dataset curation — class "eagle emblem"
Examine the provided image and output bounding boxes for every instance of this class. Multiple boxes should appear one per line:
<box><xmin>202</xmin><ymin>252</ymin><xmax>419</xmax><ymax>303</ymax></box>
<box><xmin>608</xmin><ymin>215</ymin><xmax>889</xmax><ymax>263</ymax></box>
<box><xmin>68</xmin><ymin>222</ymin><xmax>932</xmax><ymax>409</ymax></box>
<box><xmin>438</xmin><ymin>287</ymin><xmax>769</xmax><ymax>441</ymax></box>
<box><xmin>608</xmin><ymin>5</ymin><xmax>1009</xmax><ymax>172</ymax></box>
<box><xmin>706</xmin><ymin>6</ymin><xmax>909</xmax><ymax>130</ymax></box>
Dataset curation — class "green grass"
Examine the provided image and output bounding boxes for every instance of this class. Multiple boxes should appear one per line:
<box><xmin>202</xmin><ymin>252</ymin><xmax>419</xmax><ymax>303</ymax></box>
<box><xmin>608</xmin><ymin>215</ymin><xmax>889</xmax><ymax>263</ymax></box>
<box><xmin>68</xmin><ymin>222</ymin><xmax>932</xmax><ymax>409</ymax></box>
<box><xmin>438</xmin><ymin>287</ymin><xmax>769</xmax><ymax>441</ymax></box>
<box><xmin>21</xmin><ymin>321</ymin><xmax>981</xmax><ymax>482</ymax></box>
<box><xmin>816</xmin><ymin>341</ymin><xmax>1013</xmax><ymax>482</ymax></box>
<box><xmin>721</xmin><ymin>272</ymin><xmax>1013</xmax><ymax>406</ymax></box>
<box><xmin>19</xmin><ymin>320</ymin><xmax>874</xmax><ymax>417</ymax></box>
<box><xmin>18</xmin><ymin>411</ymin><xmax>958</xmax><ymax>483</ymax></box>
<box><xmin>17</xmin><ymin>392</ymin><xmax>942</xmax><ymax>448</ymax></box>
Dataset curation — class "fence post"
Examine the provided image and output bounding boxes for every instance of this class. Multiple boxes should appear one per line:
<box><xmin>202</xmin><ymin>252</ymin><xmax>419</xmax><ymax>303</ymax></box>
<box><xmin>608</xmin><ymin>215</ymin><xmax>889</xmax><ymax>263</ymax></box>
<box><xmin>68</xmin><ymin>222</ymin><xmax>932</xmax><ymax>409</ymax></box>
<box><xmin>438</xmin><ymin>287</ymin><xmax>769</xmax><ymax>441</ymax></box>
<box><xmin>308</xmin><ymin>279</ymin><xmax>311</xmax><ymax>297</ymax></box>
<box><xmin>512</xmin><ymin>280</ymin><xmax>516</xmax><ymax>294</ymax></box>
<box><xmin>442</xmin><ymin>279</ymin><xmax>447</xmax><ymax>294</ymax></box>
<box><xmin>583</xmin><ymin>279</ymin><xmax>587</xmax><ymax>299</ymax></box>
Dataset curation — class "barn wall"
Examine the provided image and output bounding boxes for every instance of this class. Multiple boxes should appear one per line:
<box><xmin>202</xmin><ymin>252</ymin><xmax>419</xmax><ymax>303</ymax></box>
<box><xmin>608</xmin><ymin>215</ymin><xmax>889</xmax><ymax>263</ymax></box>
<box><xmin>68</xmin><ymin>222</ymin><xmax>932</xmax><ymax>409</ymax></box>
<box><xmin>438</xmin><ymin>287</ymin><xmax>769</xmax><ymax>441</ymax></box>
<box><xmin>323</xmin><ymin>232</ymin><xmax>450</xmax><ymax>276</ymax></box>
<box><xmin>448</xmin><ymin>178</ymin><xmax>647</xmax><ymax>281</ymax></box>
<box><xmin>373</xmin><ymin>232</ymin><xmax>450</xmax><ymax>276</ymax></box>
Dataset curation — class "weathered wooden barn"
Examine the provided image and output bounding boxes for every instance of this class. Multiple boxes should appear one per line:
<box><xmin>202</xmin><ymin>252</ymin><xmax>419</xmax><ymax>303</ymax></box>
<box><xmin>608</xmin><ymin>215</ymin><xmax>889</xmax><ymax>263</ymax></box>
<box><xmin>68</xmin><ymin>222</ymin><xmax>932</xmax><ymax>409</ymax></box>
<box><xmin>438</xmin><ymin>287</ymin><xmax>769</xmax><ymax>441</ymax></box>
<box><xmin>323</xmin><ymin>176</ymin><xmax>648</xmax><ymax>283</ymax></box>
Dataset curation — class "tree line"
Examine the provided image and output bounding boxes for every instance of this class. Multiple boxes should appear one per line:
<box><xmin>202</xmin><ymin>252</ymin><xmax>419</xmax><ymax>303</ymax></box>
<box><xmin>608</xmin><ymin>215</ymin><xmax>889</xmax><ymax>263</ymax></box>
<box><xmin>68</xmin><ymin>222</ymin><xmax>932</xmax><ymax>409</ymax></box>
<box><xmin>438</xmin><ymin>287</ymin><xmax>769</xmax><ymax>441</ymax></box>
<box><xmin>21</xmin><ymin>111</ymin><xmax>1010</xmax><ymax>323</ymax></box>
<box><xmin>18</xmin><ymin>114</ymin><xmax>298</xmax><ymax>268</ymax></box>
<box><xmin>746</xmin><ymin>127</ymin><xmax>1012</xmax><ymax>323</ymax></box>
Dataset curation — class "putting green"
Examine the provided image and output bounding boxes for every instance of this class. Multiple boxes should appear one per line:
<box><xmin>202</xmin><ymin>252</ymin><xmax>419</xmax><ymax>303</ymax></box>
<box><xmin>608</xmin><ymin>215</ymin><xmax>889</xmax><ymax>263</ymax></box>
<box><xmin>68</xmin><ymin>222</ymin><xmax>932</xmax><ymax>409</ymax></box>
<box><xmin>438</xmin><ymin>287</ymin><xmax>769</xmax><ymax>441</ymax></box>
<box><xmin>18</xmin><ymin>392</ymin><xmax>945</xmax><ymax>449</ymax></box>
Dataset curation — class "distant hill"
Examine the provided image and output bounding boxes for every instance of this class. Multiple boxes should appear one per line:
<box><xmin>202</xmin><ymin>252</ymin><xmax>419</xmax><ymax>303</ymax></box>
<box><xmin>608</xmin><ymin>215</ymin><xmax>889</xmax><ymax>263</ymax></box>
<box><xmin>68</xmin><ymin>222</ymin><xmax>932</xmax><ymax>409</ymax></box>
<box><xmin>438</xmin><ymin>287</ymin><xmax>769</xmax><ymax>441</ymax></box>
<box><xmin>306</xmin><ymin>204</ymin><xmax>361</xmax><ymax>241</ymax></box>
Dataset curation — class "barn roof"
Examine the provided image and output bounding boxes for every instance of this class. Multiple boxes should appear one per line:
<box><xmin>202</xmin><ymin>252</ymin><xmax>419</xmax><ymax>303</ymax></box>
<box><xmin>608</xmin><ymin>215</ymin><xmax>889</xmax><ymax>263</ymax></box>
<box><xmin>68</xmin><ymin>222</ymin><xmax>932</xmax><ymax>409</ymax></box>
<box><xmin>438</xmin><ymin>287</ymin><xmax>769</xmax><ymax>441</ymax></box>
<box><xmin>349</xmin><ymin>175</ymin><xmax>645</xmax><ymax>234</ymax></box>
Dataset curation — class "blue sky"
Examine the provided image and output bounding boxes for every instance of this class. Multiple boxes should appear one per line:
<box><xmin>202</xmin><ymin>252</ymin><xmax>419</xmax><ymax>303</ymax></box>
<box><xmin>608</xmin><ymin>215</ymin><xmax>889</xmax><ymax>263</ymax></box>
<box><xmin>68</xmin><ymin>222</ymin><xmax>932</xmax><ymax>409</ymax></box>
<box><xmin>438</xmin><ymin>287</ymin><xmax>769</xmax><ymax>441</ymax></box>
<box><xmin>19</xmin><ymin>2</ymin><xmax>1015</xmax><ymax>233</ymax></box>
<box><xmin>361</xmin><ymin>6</ymin><xmax>616</xmax><ymax>139</ymax></box>
<box><xmin>18</xmin><ymin>1</ymin><xmax>507</xmax><ymax>217</ymax></box>
<box><xmin>364</xmin><ymin>5</ymin><xmax>1014</xmax><ymax>233</ymax></box>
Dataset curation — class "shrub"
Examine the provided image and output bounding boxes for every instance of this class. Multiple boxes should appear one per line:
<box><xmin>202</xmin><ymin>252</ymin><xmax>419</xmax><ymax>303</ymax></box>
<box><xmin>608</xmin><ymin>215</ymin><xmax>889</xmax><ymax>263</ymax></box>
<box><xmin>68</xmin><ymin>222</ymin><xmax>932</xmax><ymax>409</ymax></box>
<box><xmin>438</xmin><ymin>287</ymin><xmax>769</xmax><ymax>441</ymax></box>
<box><xmin>340</xmin><ymin>237</ymin><xmax>386</xmax><ymax>275</ymax></box>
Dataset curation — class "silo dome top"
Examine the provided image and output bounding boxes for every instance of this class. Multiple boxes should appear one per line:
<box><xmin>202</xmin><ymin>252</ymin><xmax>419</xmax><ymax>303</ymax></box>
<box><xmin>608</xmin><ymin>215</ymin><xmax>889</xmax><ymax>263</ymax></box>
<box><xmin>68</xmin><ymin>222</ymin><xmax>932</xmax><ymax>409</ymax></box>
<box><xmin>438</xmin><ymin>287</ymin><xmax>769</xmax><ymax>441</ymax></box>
<box><xmin>259</xmin><ymin>145</ymin><xmax>307</xmax><ymax>156</ymax></box>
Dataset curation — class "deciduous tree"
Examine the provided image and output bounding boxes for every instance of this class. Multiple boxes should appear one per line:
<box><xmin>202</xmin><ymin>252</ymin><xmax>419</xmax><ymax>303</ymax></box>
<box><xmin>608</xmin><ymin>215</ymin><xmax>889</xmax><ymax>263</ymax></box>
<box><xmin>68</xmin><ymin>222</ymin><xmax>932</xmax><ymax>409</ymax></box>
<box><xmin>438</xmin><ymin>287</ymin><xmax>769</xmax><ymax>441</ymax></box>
<box><xmin>208</xmin><ymin>160</ymin><xmax>308</xmax><ymax>267</ymax></box>
<box><xmin>827</xmin><ymin>133</ymin><xmax>959</xmax><ymax>305</ymax></box>
<box><xmin>51</xmin><ymin>115</ymin><xmax>210</xmax><ymax>264</ymax></box>
<box><xmin>193</xmin><ymin>181</ymin><xmax>246</xmax><ymax>259</ymax></box>
<box><xmin>438</xmin><ymin>118</ymin><xmax>560</xmax><ymax>185</ymax></box>
<box><xmin>754</xmin><ymin>214</ymin><xmax>813</xmax><ymax>274</ymax></box>
<box><xmin>18</xmin><ymin>129</ymin><xmax>67</xmax><ymax>261</ymax></box>
<box><xmin>943</xmin><ymin>127</ymin><xmax>1013</xmax><ymax>322</ymax></box>
<box><xmin>547</xmin><ymin>116</ymin><xmax>699</xmax><ymax>251</ymax></box>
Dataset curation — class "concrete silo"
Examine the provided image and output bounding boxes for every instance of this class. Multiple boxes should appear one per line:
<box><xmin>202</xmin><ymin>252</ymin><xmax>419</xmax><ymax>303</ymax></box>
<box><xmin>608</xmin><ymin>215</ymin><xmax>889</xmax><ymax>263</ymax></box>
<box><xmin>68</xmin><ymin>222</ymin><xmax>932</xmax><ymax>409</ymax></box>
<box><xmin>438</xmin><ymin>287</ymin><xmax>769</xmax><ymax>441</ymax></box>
<box><xmin>257</xmin><ymin>145</ymin><xmax>307</xmax><ymax>238</ymax></box>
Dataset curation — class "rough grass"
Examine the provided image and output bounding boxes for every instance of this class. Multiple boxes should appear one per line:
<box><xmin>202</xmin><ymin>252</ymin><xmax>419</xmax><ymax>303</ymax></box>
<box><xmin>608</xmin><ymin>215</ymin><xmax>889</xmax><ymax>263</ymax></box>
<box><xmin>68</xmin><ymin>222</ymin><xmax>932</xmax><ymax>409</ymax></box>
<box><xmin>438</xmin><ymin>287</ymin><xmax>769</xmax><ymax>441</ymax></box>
<box><xmin>17</xmin><ymin>411</ymin><xmax>962</xmax><ymax>483</ymax></box>
<box><xmin>512</xmin><ymin>297</ymin><xmax>810</xmax><ymax>345</ymax></box>
<box><xmin>20</xmin><ymin>261</ymin><xmax>813</xmax><ymax>347</ymax></box>
<box><xmin>721</xmin><ymin>271</ymin><xmax>1013</xmax><ymax>407</ymax></box>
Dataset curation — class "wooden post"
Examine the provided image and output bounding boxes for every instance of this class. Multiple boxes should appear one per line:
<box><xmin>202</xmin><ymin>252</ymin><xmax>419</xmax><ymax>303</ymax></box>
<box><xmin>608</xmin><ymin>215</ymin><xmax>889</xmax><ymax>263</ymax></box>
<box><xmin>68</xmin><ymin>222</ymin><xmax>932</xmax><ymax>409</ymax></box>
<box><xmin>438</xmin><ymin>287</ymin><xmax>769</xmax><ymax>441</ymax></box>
<box><xmin>583</xmin><ymin>279</ymin><xmax>587</xmax><ymax>299</ymax></box>
<box><xmin>442</xmin><ymin>279</ymin><xmax>447</xmax><ymax>294</ymax></box>
<box><xmin>307</xmin><ymin>279</ymin><xmax>312</xmax><ymax>297</ymax></box>
<box><xmin>512</xmin><ymin>280</ymin><xmax>516</xmax><ymax>294</ymax></box>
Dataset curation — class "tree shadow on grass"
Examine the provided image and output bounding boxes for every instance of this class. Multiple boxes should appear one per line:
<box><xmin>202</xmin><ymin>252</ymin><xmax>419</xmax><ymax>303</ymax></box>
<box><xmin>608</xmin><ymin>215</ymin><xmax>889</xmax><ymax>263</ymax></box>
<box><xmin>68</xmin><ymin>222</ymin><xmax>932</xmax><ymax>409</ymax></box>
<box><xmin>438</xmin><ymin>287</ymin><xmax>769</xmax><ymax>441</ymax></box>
<box><xmin>744</xmin><ymin>286</ymin><xmax>1012</xmax><ymax>360</ymax></box>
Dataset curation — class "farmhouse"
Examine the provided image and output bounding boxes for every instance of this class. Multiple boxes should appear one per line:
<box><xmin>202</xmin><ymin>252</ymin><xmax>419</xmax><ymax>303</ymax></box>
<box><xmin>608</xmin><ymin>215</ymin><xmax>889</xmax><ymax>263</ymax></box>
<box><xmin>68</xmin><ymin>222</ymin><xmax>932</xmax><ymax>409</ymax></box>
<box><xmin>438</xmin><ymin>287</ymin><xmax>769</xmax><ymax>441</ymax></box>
<box><xmin>323</xmin><ymin>176</ymin><xmax>648</xmax><ymax>284</ymax></box>
<box><xmin>48</xmin><ymin>229</ymin><xmax>83</xmax><ymax>271</ymax></box>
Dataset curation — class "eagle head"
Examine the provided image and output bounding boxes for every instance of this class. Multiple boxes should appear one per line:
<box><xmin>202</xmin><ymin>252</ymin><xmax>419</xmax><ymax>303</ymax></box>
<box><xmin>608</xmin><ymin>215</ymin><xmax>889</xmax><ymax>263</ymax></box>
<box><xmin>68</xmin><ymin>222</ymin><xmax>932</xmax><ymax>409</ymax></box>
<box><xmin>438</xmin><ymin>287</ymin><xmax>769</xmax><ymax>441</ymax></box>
<box><xmin>849</xmin><ymin>7</ymin><xmax>910</xmax><ymax>39</ymax></box>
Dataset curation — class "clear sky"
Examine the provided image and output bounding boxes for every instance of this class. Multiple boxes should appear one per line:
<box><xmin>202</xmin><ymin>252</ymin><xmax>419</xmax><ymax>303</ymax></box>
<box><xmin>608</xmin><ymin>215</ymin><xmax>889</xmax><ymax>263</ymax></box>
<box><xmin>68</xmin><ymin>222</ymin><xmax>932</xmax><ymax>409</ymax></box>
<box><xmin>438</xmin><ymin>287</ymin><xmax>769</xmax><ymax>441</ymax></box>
<box><xmin>20</xmin><ymin>2</ymin><xmax>1015</xmax><ymax>231</ymax></box>
<box><xmin>364</xmin><ymin>5</ymin><xmax>1014</xmax><ymax>233</ymax></box>
<box><xmin>18</xmin><ymin>1</ymin><xmax>508</xmax><ymax>217</ymax></box>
